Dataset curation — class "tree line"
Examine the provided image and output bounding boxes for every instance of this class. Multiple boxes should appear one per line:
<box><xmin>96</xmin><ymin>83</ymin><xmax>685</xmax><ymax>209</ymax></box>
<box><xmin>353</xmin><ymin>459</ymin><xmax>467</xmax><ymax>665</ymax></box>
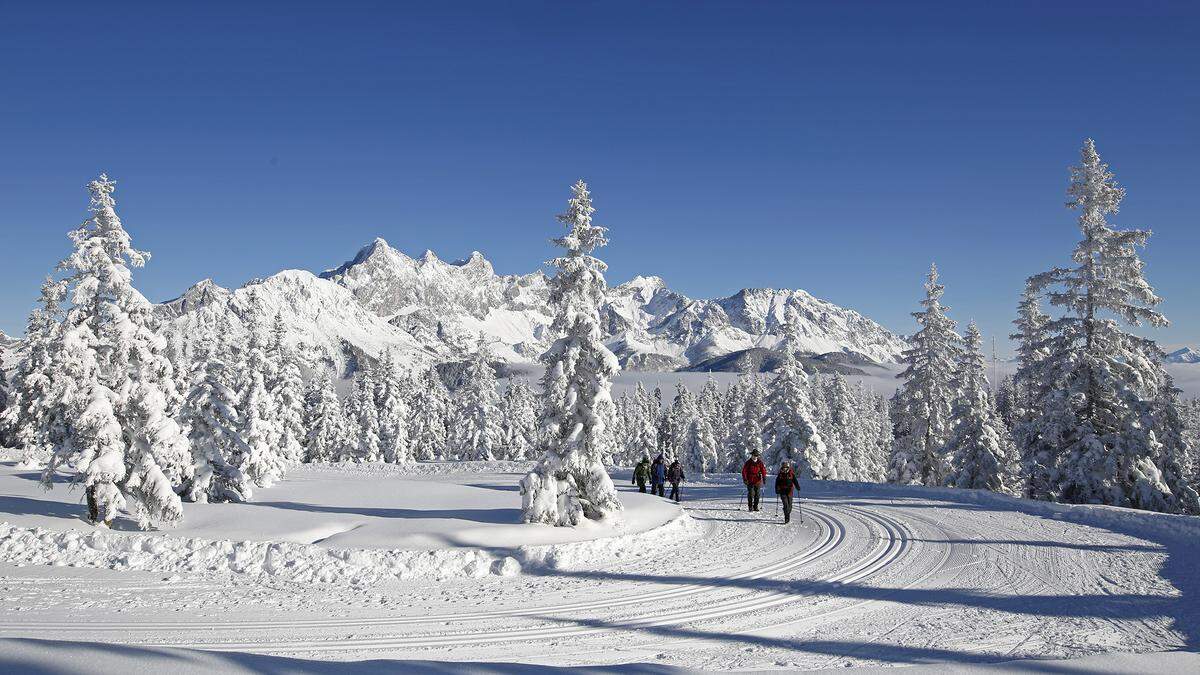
<box><xmin>1</xmin><ymin>140</ymin><xmax>1198</xmax><ymax>530</ymax></box>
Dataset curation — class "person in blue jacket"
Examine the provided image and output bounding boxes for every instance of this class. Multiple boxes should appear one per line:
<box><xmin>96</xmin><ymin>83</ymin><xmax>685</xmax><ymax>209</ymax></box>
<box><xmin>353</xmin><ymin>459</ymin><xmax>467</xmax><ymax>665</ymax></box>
<box><xmin>650</xmin><ymin>454</ymin><xmax>667</xmax><ymax>497</ymax></box>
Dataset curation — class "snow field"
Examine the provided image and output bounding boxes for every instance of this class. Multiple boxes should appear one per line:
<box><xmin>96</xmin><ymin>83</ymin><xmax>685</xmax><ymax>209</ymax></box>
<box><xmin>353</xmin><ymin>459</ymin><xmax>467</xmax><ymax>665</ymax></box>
<box><xmin>0</xmin><ymin>466</ymin><xmax>1196</xmax><ymax>670</ymax></box>
<box><xmin>0</xmin><ymin>461</ymin><xmax>694</xmax><ymax>583</ymax></box>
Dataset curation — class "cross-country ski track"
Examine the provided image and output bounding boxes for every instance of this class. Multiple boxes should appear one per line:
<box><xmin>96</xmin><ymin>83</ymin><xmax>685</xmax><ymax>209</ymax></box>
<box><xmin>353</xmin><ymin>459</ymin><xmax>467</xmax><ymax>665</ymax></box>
<box><xmin>1</xmin><ymin>465</ymin><xmax>1198</xmax><ymax>671</ymax></box>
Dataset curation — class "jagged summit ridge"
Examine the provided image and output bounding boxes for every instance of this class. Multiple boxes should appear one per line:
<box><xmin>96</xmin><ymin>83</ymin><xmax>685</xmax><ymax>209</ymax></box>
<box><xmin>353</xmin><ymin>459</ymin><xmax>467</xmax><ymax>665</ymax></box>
<box><xmin>156</xmin><ymin>240</ymin><xmax>908</xmax><ymax>376</ymax></box>
<box><xmin>321</xmin><ymin>240</ymin><xmax>908</xmax><ymax>369</ymax></box>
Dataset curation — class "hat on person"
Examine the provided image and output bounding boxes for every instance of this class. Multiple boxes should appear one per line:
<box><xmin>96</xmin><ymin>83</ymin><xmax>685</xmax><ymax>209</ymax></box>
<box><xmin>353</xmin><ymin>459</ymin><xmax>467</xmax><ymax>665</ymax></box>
<box><xmin>751</xmin><ymin>449</ymin><xmax>761</xmax><ymax>457</ymax></box>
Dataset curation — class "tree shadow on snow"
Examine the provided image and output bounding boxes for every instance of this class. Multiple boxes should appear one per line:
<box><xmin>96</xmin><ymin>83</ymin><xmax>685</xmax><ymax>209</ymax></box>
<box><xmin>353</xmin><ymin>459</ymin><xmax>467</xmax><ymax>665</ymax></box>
<box><xmin>463</xmin><ymin>482</ymin><xmax>523</xmax><ymax>493</ymax></box>
<box><xmin>249</xmin><ymin>500</ymin><xmax>523</xmax><ymax>524</ymax></box>
<box><xmin>0</xmin><ymin>494</ymin><xmax>90</xmax><ymax>521</ymax></box>
<box><xmin>0</xmin><ymin>637</ymin><xmax>684</xmax><ymax>674</ymax></box>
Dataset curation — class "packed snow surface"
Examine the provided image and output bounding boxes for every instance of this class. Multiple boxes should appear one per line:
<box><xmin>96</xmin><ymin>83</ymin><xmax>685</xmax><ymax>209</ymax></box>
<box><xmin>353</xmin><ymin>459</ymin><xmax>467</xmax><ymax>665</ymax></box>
<box><xmin>0</xmin><ymin>460</ymin><xmax>1198</xmax><ymax>671</ymax></box>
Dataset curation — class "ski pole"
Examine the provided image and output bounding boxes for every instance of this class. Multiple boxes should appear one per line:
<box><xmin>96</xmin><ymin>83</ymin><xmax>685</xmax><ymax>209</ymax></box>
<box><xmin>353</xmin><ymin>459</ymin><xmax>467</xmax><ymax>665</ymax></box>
<box><xmin>797</xmin><ymin>497</ymin><xmax>803</xmax><ymax>524</ymax></box>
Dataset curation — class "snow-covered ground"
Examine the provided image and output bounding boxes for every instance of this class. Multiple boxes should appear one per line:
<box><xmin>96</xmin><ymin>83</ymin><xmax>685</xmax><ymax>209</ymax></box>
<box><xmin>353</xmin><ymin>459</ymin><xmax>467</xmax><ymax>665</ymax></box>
<box><xmin>1</xmin><ymin>459</ymin><xmax>1198</xmax><ymax>672</ymax></box>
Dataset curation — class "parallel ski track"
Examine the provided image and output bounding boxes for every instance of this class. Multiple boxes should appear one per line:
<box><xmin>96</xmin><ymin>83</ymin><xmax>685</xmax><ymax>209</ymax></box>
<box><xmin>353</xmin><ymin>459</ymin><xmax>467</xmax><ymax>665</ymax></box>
<box><xmin>0</xmin><ymin>496</ymin><xmax>941</xmax><ymax>658</ymax></box>
<box><xmin>0</xmin><ymin>502</ymin><xmax>832</xmax><ymax>632</ymax></box>
<box><xmin>4</xmin><ymin>501</ymin><xmax>919</xmax><ymax>654</ymax></box>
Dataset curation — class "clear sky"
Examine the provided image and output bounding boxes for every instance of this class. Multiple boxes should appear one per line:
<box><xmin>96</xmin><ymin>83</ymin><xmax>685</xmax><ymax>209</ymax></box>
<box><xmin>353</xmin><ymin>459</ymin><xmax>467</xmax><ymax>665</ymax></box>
<box><xmin>2</xmin><ymin>2</ymin><xmax>1197</xmax><ymax>352</ymax></box>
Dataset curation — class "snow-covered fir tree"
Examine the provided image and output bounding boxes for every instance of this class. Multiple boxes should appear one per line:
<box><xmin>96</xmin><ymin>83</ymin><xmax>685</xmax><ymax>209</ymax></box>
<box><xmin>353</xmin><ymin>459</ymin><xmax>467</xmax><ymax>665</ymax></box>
<box><xmin>268</xmin><ymin>313</ymin><xmax>306</xmax><ymax>465</ymax></box>
<box><xmin>762</xmin><ymin>319</ymin><xmax>828</xmax><ymax>478</ymax></box>
<box><xmin>861</xmin><ymin>385</ymin><xmax>894</xmax><ymax>482</ymax></box>
<box><xmin>451</xmin><ymin>337</ymin><xmax>503</xmax><ymax>461</ymax></box>
<box><xmin>41</xmin><ymin>175</ymin><xmax>192</xmax><ymax>528</ymax></box>
<box><xmin>825</xmin><ymin>373</ymin><xmax>865</xmax><ymax>480</ymax></box>
<box><xmin>994</xmin><ymin>375</ymin><xmax>1018</xmax><ymax>431</ymax></box>
<box><xmin>726</xmin><ymin>372</ymin><xmax>767</xmax><ymax>471</ymax></box>
<box><xmin>945</xmin><ymin>322</ymin><xmax>1017</xmax><ymax>492</ymax></box>
<box><xmin>681</xmin><ymin>413</ymin><xmax>719</xmax><ymax>475</ymax></box>
<box><xmin>629</xmin><ymin>382</ymin><xmax>660</xmax><ymax>462</ymax></box>
<box><xmin>1023</xmin><ymin>139</ymin><xmax>1199</xmax><ymax>513</ymax></box>
<box><xmin>610</xmin><ymin>391</ymin><xmax>635</xmax><ymax>465</ymax></box>
<box><xmin>1183</xmin><ymin>398</ymin><xmax>1200</xmax><ymax>484</ymax></box>
<box><xmin>500</xmin><ymin>380</ymin><xmax>539</xmax><ymax>460</ymax></box>
<box><xmin>1009</xmin><ymin>282</ymin><xmax>1056</xmax><ymax>500</ymax></box>
<box><xmin>520</xmin><ymin>180</ymin><xmax>623</xmax><ymax>526</ymax></box>
<box><xmin>1</xmin><ymin>278</ymin><xmax>68</xmax><ymax>468</ymax></box>
<box><xmin>665</xmin><ymin>382</ymin><xmax>699</xmax><ymax>461</ymax></box>
<box><xmin>889</xmin><ymin>263</ymin><xmax>960</xmax><ymax>487</ymax></box>
<box><xmin>302</xmin><ymin>375</ymin><xmax>345</xmax><ymax>462</ymax></box>
<box><xmin>697</xmin><ymin>375</ymin><xmax>727</xmax><ymax>445</ymax></box>
<box><xmin>375</xmin><ymin>350</ymin><xmax>412</xmax><ymax>464</ymax></box>
<box><xmin>237</xmin><ymin>326</ymin><xmax>288</xmax><ymax>485</ymax></box>
<box><xmin>345</xmin><ymin>362</ymin><xmax>383</xmax><ymax>462</ymax></box>
<box><xmin>409</xmin><ymin>365</ymin><xmax>451</xmax><ymax>461</ymax></box>
<box><xmin>180</xmin><ymin>337</ymin><xmax>252</xmax><ymax>503</ymax></box>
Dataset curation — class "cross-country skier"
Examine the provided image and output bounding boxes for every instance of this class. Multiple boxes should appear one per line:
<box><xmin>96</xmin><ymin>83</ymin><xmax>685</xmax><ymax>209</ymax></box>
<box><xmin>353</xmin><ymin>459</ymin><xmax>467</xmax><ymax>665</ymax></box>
<box><xmin>741</xmin><ymin>450</ymin><xmax>767</xmax><ymax>511</ymax></box>
<box><xmin>775</xmin><ymin>460</ymin><xmax>801</xmax><ymax>524</ymax></box>
<box><xmin>632</xmin><ymin>455</ymin><xmax>652</xmax><ymax>493</ymax></box>
<box><xmin>666</xmin><ymin>458</ymin><xmax>686</xmax><ymax>503</ymax></box>
<box><xmin>650</xmin><ymin>454</ymin><xmax>667</xmax><ymax>497</ymax></box>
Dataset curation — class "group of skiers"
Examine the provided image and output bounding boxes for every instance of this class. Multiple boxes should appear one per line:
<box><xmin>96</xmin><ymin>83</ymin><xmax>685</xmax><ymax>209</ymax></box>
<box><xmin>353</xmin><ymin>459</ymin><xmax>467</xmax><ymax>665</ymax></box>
<box><xmin>631</xmin><ymin>449</ymin><xmax>802</xmax><ymax>524</ymax></box>
<box><xmin>632</xmin><ymin>454</ymin><xmax>686</xmax><ymax>502</ymax></box>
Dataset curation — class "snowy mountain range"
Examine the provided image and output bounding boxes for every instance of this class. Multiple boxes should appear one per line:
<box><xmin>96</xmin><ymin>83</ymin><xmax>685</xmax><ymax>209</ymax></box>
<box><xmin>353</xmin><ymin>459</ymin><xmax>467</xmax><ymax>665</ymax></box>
<box><xmin>157</xmin><ymin>238</ymin><xmax>908</xmax><ymax>377</ymax></box>
<box><xmin>1165</xmin><ymin>347</ymin><xmax>1200</xmax><ymax>364</ymax></box>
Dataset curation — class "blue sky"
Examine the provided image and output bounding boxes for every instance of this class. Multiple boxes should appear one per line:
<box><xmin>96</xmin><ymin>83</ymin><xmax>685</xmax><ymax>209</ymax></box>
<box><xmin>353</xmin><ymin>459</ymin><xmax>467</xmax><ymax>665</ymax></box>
<box><xmin>2</xmin><ymin>2</ymin><xmax>1197</xmax><ymax>352</ymax></box>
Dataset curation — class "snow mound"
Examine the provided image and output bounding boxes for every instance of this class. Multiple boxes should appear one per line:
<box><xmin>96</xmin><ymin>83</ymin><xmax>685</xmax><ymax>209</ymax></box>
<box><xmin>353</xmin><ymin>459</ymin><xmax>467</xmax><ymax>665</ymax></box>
<box><xmin>519</xmin><ymin>513</ymin><xmax>705</xmax><ymax>571</ymax></box>
<box><xmin>0</xmin><ymin>522</ymin><xmax>520</xmax><ymax>583</ymax></box>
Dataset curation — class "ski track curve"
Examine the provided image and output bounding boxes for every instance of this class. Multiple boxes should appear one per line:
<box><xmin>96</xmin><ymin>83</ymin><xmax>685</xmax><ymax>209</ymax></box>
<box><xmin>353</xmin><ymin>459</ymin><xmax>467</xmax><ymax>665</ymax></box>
<box><xmin>0</xmin><ymin>497</ymin><xmax>928</xmax><ymax>655</ymax></box>
<box><xmin>1</xmin><ymin>482</ymin><xmax>1180</xmax><ymax>667</ymax></box>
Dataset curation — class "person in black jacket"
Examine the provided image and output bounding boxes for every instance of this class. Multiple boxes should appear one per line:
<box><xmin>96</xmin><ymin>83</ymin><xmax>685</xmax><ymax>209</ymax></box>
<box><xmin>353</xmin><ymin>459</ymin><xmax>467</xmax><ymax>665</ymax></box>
<box><xmin>774</xmin><ymin>460</ymin><xmax>801</xmax><ymax>524</ymax></box>
<box><xmin>666</xmin><ymin>459</ymin><xmax>685</xmax><ymax>503</ymax></box>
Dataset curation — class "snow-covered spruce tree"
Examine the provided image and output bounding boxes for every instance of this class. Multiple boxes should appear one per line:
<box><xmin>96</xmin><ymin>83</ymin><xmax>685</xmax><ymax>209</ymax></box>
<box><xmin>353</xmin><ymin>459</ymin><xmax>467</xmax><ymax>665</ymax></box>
<box><xmin>409</xmin><ymin>365</ymin><xmax>451</xmax><ymax>460</ymax></box>
<box><xmin>697</xmin><ymin>375</ymin><xmax>727</xmax><ymax>445</ymax></box>
<box><xmin>302</xmin><ymin>375</ymin><xmax>345</xmax><ymax>462</ymax></box>
<box><xmin>520</xmin><ymin>180</ymin><xmax>623</xmax><ymax>526</ymax></box>
<box><xmin>629</xmin><ymin>381</ymin><xmax>660</xmax><ymax>462</ymax></box>
<box><xmin>826</xmin><ymin>373</ymin><xmax>866</xmax><ymax>481</ymax></box>
<box><xmin>1184</xmin><ymin>398</ymin><xmax>1200</xmax><ymax>484</ymax></box>
<box><xmin>180</xmin><ymin>337</ymin><xmax>252</xmax><ymax>503</ymax></box>
<box><xmin>346</xmin><ymin>362</ymin><xmax>383</xmax><ymax>462</ymax></box>
<box><xmin>889</xmin><ymin>264</ymin><xmax>960</xmax><ymax>487</ymax></box>
<box><xmin>610</xmin><ymin>391</ymin><xmax>635</xmax><ymax>465</ymax></box>
<box><xmin>41</xmin><ymin>175</ymin><xmax>192</xmax><ymax>528</ymax></box>
<box><xmin>861</xmin><ymin>385</ymin><xmax>894</xmax><ymax>482</ymax></box>
<box><xmin>237</xmin><ymin>326</ymin><xmax>288</xmax><ymax>485</ymax></box>
<box><xmin>726</xmin><ymin>372</ymin><xmax>766</xmax><ymax>471</ymax></box>
<box><xmin>240</xmin><ymin>358</ymin><xmax>285</xmax><ymax>485</ymax></box>
<box><xmin>994</xmin><ymin>375</ymin><xmax>1017</xmax><ymax>431</ymax></box>
<box><xmin>681</xmin><ymin>414</ymin><xmax>719</xmax><ymax>475</ymax></box>
<box><xmin>451</xmin><ymin>337</ymin><xmax>503</xmax><ymax>461</ymax></box>
<box><xmin>268</xmin><ymin>313</ymin><xmax>306</xmax><ymax>465</ymax></box>
<box><xmin>945</xmin><ymin>323</ymin><xmax>1017</xmax><ymax>493</ymax></box>
<box><xmin>2</xmin><ymin>278</ymin><xmax>68</xmax><ymax>467</ymax></box>
<box><xmin>665</xmin><ymin>383</ymin><xmax>699</xmax><ymax>461</ymax></box>
<box><xmin>500</xmin><ymin>379</ymin><xmax>539</xmax><ymax>460</ymax></box>
<box><xmin>1024</xmin><ymin>139</ymin><xmax>1198</xmax><ymax>513</ymax></box>
<box><xmin>375</xmin><ymin>350</ymin><xmax>412</xmax><ymax>464</ymax></box>
<box><xmin>719</xmin><ymin>376</ymin><xmax>746</xmax><ymax>470</ymax></box>
<box><xmin>762</xmin><ymin>317</ymin><xmax>828</xmax><ymax>478</ymax></box>
<box><xmin>1009</xmin><ymin>282</ymin><xmax>1056</xmax><ymax>500</ymax></box>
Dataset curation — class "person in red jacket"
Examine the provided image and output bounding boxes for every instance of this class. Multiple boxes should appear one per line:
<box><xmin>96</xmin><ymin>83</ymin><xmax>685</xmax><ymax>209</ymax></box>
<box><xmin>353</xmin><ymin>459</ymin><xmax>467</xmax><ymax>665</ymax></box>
<box><xmin>741</xmin><ymin>450</ymin><xmax>768</xmax><ymax>512</ymax></box>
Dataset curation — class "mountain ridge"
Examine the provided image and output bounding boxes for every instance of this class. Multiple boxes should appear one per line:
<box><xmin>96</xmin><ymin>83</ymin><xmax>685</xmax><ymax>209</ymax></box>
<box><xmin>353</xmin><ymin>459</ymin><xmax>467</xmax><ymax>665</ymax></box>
<box><xmin>158</xmin><ymin>238</ymin><xmax>909</xmax><ymax>377</ymax></box>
